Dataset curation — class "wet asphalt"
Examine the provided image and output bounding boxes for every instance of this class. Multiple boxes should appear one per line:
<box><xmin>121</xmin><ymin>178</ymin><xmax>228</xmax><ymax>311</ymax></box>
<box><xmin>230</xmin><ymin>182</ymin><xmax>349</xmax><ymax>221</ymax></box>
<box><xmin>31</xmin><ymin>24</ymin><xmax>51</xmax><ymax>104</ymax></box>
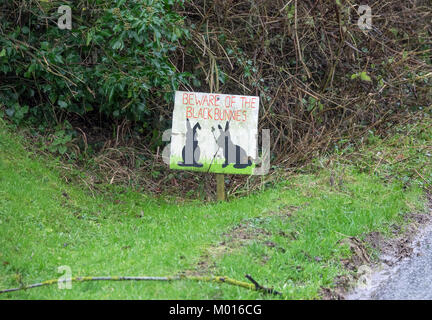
<box><xmin>369</xmin><ymin>227</ymin><xmax>432</xmax><ymax>300</ymax></box>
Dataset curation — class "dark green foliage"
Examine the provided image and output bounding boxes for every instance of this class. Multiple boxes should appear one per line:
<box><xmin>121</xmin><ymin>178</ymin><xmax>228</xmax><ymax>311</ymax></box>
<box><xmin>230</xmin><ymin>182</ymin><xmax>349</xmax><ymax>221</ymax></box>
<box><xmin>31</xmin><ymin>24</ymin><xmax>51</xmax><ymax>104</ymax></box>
<box><xmin>0</xmin><ymin>0</ymin><xmax>191</xmax><ymax>125</ymax></box>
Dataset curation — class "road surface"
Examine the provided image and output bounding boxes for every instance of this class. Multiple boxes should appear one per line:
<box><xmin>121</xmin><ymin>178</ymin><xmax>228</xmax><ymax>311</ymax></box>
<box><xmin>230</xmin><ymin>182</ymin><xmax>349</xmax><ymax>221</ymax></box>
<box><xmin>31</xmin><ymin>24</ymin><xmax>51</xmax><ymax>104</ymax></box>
<box><xmin>347</xmin><ymin>222</ymin><xmax>432</xmax><ymax>300</ymax></box>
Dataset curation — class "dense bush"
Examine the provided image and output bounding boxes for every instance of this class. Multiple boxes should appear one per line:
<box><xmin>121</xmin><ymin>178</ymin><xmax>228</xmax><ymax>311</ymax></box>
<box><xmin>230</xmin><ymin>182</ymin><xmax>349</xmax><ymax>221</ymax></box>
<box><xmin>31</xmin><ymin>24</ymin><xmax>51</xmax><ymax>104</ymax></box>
<box><xmin>0</xmin><ymin>0</ymin><xmax>190</xmax><ymax>127</ymax></box>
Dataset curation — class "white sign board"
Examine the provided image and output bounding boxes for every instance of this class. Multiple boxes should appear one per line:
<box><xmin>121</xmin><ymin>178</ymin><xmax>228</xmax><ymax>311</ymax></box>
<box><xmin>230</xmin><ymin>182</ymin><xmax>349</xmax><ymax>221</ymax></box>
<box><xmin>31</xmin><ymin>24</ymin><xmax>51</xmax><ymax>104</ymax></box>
<box><xmin>170</xmin><ymin>91</ymin><xmax>259</xmax><ymax>175</ymax></box>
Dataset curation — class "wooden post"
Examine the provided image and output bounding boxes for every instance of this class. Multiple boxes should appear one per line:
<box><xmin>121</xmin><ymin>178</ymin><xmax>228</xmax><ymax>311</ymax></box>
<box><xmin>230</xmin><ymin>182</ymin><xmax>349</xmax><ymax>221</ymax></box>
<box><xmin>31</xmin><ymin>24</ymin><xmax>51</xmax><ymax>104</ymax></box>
<box><xmin>209</xmin><ymin>84</ymin><xmax>225</xmax><ymax>202</ymax></box>
<box><xmin>216</xmin><ymin>174</ymin><xmax>225</xmax><ymax>201</ymax></box>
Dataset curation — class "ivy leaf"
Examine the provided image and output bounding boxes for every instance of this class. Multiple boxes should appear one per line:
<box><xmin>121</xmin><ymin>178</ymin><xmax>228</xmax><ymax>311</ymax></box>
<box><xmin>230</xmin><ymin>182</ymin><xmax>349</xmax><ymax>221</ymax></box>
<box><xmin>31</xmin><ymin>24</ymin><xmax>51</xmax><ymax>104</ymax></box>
<box><xmin>58</xmin><ymin>100</ymin><xmax>68</xmax><ymax>109</ymax></box>
<box><xmin>86</xmin><ymin>31</ymin><xmax>93</xmax><ymax>46</ymax></box>
<box><xmin>5</xmin><ymin>108</ymin><xmax>15</xmax><ymax>117</ymax></box>
<box><xmin>360</xmin><ymin>72</ymin><xmax>372</xmax><ymax>82</ymax></box>
<box><xmin>351</xmin><ymin>72</ymin><xmax>372</xmax><ymax>82</ymax></box>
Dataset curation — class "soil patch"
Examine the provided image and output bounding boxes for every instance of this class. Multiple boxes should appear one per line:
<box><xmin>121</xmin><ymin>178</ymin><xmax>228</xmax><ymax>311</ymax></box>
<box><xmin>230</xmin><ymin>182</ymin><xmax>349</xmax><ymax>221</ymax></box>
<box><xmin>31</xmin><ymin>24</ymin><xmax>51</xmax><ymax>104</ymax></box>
<box><xmin>182</xmin><ymin>210</ymin><xmax>297</xmax><ymax>276</ymax></box>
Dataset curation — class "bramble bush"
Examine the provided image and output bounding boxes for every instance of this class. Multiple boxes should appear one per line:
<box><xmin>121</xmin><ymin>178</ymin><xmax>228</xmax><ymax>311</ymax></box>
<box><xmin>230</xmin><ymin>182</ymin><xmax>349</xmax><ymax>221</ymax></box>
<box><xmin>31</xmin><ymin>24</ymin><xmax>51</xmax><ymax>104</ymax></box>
<box><xmin>0</xmin><ymin>0</ymin><xmax>191</xmax><ymax>127</ymax></box>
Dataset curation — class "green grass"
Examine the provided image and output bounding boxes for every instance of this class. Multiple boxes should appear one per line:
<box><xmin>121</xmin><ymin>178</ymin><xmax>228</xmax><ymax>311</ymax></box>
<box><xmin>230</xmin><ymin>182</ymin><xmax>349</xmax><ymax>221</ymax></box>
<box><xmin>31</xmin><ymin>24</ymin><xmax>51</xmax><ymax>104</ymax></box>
<box><xmin>0</xmin><ymin>117</ymin><xmax>431</xmax><ymax>299</ymax></box>
<box><xmin>170</xmin><ymin>156</ymin><xmax>255</xmax><ymax>175</ymax></box>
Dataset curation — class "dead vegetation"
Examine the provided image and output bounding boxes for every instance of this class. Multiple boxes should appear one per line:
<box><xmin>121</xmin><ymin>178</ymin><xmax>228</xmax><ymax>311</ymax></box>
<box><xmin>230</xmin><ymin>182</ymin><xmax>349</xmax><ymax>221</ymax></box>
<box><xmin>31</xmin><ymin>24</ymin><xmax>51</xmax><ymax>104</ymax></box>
<box><xmin>180</xmin><ymin>0</ymin><xmax>432</xmax><ymax>164</ymax></box>
<box><xmin>20</xmin><ymin>0</ymin><xmax>432</xmax><ymax>199</ymax></box>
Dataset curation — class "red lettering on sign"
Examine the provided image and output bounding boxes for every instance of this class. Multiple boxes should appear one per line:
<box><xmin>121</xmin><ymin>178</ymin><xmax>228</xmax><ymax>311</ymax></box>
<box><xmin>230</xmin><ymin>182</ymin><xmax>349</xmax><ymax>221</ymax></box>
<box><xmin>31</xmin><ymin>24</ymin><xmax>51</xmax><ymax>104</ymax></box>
<box><xmin>214</xmin><ymin>108</ymin><xmax>221</xmax><ymax>120</ymax></box>
<box><xmin>183</xmin><ymin>95</ymin><xmax>254</xmax><ymax>122</ymax></box>
<box><xmin>183</xmin><ymin>93</ymin><xmax>189</xmax><ymax>105</ymax></box>
<box><xmin>189</xmin><ymin>93</ymin><xmax>195</xmax><ymax>106</ymax></box>
<box><xmin>251</xmin><ymin>97</ymin><xmax>257</xmax><ymax>108</ymax></box>
<box><xmin>186</xmin><ymin>106</ymin><xmax>193</xmax><ymax>119</ymax></box>
<box><xmin>209</xmin><ymin>95</ymin><xmax>215</xmax><ymax>107</ymax></box>
<box><xmin>215</xmin><ymin>95</ymin><xmax>221</xmax><ymax>107</ymax></box>
<box><xmin>224</xmin><ymin>96</ymin><xmax>230</xmax><ymax>108</ymax></box>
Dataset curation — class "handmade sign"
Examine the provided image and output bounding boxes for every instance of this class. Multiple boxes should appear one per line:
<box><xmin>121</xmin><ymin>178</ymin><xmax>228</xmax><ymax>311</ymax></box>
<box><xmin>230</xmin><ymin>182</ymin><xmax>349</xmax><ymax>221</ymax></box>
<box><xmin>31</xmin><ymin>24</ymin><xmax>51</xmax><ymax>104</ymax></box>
<box><xmin>170</xmin><ymin>91</ymin><xmax>260</xmax><ymax>175</ymax></box>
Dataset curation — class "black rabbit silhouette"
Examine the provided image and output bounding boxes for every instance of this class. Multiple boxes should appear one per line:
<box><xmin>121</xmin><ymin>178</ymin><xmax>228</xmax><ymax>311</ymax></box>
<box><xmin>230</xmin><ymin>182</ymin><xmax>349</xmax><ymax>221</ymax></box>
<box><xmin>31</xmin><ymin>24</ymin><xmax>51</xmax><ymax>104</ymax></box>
<box><xmin>214</xmin><ymin>121</ymin><xmax>252</xmax><ymax>169</ymax></box>
<box><xmin>178</xmin><ymin>118</ymin><xmax>203</xmax><ymax>167</ymax></box>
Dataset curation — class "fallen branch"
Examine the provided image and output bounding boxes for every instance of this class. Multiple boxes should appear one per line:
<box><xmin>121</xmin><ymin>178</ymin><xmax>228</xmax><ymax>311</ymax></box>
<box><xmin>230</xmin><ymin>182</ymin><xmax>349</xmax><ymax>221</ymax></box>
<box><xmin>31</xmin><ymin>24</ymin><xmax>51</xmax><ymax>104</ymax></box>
<box><xmin>245</xmin><ymin>274</ymin><xmax>282</xmax><ymax>296</ymax></box>
<box><xmin>0</xmin><ymin>274</ymin><xmax>283</xmax><ymax>297</ymax></box>
<box><xmin>414</xmin><ymin>168</ymin><xmax>431</xmax><ymax>187</ymax></box>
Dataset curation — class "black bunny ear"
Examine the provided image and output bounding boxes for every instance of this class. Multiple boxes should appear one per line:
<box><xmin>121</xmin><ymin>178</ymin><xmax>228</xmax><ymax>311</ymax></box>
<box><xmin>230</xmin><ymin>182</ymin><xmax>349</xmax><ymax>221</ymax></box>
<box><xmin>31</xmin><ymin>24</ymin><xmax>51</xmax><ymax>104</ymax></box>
<box><xmin>225</xmin><ymin>121</ymin><xmax>229</xmax><ymax>131</ymax></box>
<box><xmin>218</xmin><ymin>125</ymin><xmax>223</xmax><ymax>130</ymax></box>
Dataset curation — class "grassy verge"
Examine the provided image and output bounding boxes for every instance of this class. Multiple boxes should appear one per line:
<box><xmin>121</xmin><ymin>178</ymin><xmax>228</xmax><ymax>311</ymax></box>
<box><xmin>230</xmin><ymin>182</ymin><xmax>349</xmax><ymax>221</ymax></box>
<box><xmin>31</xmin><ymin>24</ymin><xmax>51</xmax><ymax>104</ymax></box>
<box><xmin>0</xmin><ymin>116</ymin><xmax>431</xmax><ymax>299</ymax></box>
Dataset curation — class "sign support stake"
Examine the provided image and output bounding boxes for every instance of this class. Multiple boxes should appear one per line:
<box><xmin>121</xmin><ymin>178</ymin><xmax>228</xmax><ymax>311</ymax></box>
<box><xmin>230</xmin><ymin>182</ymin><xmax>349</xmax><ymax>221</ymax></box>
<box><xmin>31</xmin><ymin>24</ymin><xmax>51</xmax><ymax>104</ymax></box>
<box><xmin>216</xmin><ymin>173</ymin><xmax>225</xmax><ymax>201</ymax></box>
<box><xmin>209</xmin><ymin>83</ymin><xmax>226</xmax><ymax>202</ymax></box>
